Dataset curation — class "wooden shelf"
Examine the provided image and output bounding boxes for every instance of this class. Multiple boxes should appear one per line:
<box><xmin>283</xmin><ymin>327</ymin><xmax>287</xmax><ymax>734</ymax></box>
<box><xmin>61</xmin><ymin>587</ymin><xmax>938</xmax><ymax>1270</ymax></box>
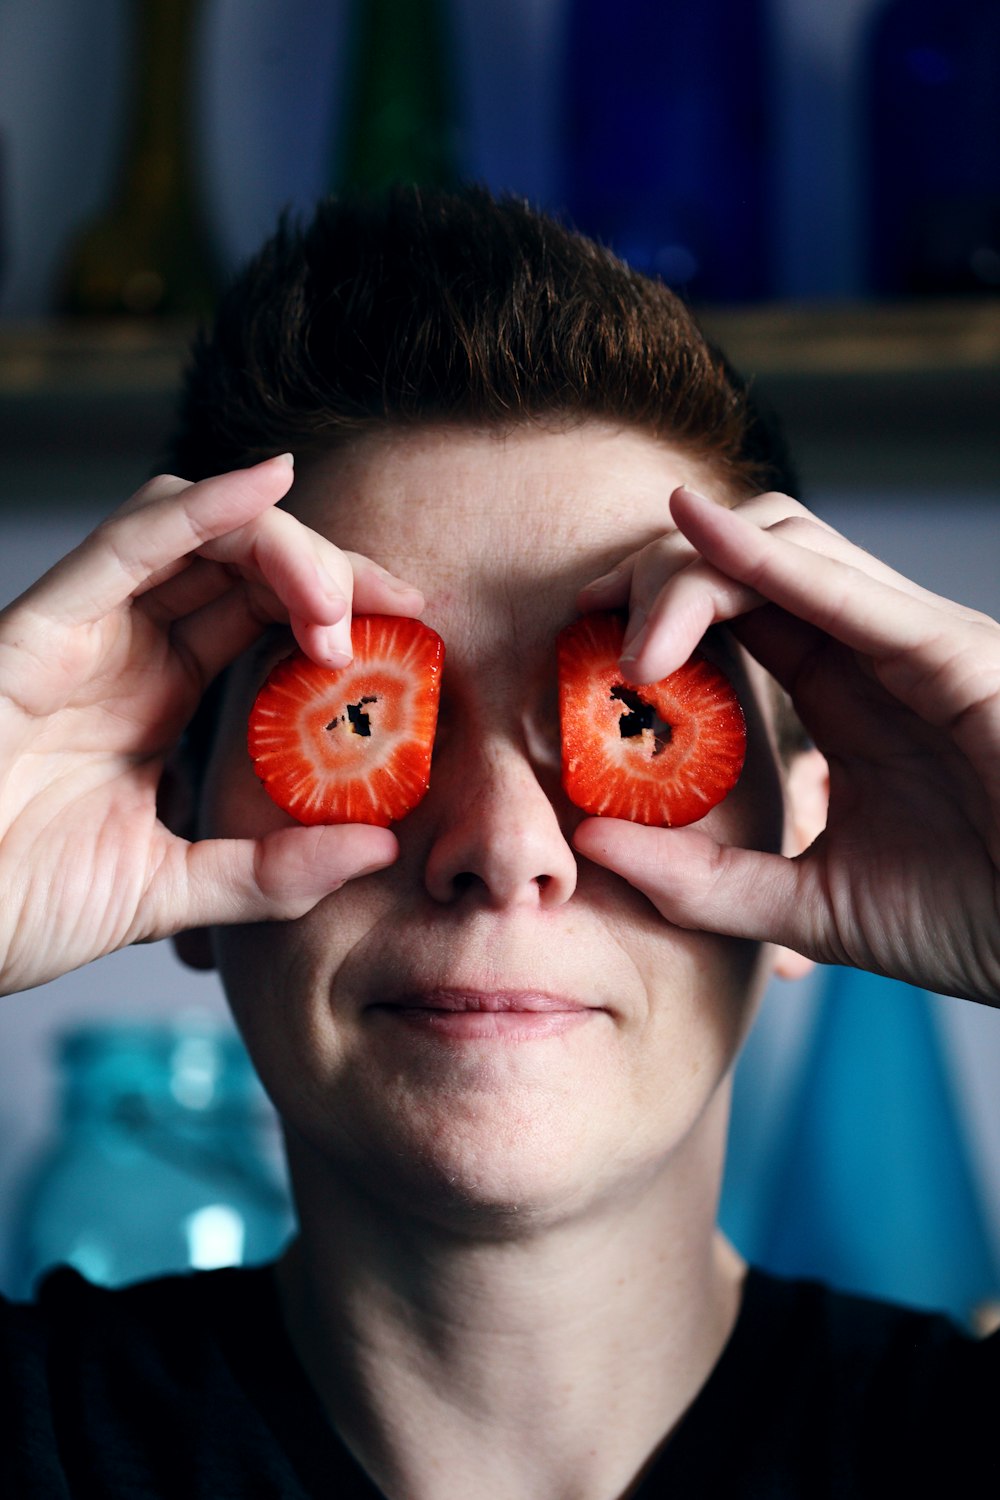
<box><xmin>1</xmin><ymin>300</ymin><xmax>998</xmax><ymax>392</ymax></box>
<box><xmin>699</xmin><ymin>298</ymin><xmax>1000</xmax><ymax>377</ymax></box>
<box><xmin>0</xmin><ymin>320</ymin><xmax>192</xmax><ymax>397</ymax></box>
<box><xmin>1</xmin><ymin>303</ymin><xmax>997</xmax><ymax>498</ymax></box>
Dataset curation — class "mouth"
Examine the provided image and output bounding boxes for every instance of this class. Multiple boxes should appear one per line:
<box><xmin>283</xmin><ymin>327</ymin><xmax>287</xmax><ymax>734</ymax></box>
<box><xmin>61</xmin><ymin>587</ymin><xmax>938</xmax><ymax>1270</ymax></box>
<box><xmin>367</xmin><ymin>989</ymin><xmax>601</xmax><ymax>1041</ymax></box>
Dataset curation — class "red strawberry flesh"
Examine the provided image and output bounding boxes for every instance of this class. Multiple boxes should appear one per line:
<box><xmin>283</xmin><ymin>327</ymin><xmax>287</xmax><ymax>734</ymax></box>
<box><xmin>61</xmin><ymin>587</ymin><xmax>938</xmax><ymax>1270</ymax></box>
<box><xmin>248</xmin><ymin>615</ymin><xmax>444</xmax><ymax>827</ymax></box>
<box><xmin>557</xmin><ymin>612</ymin><xmax>745</xmax><ymax>827</ymax></box>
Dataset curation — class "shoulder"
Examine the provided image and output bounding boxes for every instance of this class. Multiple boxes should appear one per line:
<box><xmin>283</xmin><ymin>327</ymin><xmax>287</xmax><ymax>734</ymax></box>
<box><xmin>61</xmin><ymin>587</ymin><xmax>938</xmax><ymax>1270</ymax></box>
<box><xmin>0</xmin><ymin>1264</ymin><xmax>322</xmax><ymax>1497</ymax></box>
<box><xmin>676</xmin><ymin>1267</ymin><xmax>1000</xmax><ymax>1494</ymax></box>
<box><xmin>741</xmin><ymin>1267</ymin><xmax>999</xmax><ymax>1392</ymax></box>
<box><xmin>743</xmin><ymin>1263</ymin><xmax>987</xmax><ymax>1345</ymax></box>
<box><xmin>2</xmin><ymin>1261</ymin><xmax>270</xmax><ymax>1375</ymax></box>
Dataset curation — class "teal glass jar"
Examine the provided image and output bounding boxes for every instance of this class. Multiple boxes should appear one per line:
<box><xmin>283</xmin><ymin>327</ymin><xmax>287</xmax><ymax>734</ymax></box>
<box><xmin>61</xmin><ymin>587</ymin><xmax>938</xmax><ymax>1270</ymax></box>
<box><xmin>10</xmin><ymin>1018</ymin><xmax>294</xmax><ymax>1296</ymax></box>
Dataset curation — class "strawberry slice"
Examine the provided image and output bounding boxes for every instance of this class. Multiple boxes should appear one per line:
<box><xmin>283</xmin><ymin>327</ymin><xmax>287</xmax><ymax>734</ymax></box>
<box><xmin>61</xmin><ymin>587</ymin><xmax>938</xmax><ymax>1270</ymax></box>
<box><xmin>557</xmin><ymin>612</ymin><xmax>745</xmax><ymax>827</ymax></box>
<box><xmin>248</xmin><ymin>615</ymin><xmax>444</xmax><ymax>827</ymax></box>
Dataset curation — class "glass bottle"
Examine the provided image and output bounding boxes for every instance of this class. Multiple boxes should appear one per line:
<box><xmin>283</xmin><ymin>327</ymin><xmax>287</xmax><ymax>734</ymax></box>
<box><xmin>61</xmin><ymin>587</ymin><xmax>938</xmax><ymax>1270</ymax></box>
<box><xmin>865</xmin><ymin>0</ymin><xmax>1000</xmax><ymax>295</ymax></box>
<box><xmin>560</xmin><ymin>0</ymin><xmax>774</xmax><ymax>302</ymax></box>
<box><xmin>334</xmin><ymin>0</ymin><xmax>458</xmax><ymax>192</ymax></box>
<box><xmin>752</xmin><ymin>969</ymin><xmax>1000</xmax><ymax>1326</ymax></box>
<box><xmin>58</xmin><ymin>0</ymin><xmax>220</xmax><ymax>316</ymax></box>
<box><xmin>10</xmin><ymin>1018</ymin><xmax>293</xmax><ymax>1296</ymax></box>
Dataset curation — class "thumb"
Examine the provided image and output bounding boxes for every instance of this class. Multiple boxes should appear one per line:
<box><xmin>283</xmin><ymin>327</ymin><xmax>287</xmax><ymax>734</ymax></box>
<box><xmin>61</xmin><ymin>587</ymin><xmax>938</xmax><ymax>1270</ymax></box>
<box><xmin>573</xmin><ymin>817</ymin><xmax>817</xmax><ymax>954</ymax></box>
<box><xmin>148</xmin><ymin>823</ymin><xmax>398</xmax><ymax>940</ymax></box>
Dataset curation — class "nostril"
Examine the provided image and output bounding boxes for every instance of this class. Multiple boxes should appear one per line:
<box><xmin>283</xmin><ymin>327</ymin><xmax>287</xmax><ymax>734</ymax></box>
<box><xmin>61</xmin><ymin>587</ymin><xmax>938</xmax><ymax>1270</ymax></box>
<box><xmin>535</xmin><ymin>874</ymin><xmax>551</xmax><ymax>892</ymax></box>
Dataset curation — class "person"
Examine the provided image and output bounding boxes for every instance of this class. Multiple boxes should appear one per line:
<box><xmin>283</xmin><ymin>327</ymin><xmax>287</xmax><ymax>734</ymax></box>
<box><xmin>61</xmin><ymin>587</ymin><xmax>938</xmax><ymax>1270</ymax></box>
<box><xmin>1</xmin><ymin>186</ymin><xmax>998</xmax><ymax>1498</ymax></box>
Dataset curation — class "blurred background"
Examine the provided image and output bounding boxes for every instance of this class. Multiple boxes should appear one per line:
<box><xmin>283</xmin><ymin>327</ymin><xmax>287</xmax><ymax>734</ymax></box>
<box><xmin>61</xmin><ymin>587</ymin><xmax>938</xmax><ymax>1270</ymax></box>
<box><xmin>0</xmin><ymin>0</ymin><xmax>998</xmax><ymax>1322</ymax></box>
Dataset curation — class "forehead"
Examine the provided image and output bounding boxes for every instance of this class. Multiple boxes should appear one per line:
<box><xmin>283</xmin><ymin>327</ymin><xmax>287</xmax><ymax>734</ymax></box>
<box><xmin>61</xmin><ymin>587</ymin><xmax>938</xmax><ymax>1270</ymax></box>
<box><xmin>287</xmin><ymin>424</ymin><xmax>721</xmax><ymax>640</ymax></box>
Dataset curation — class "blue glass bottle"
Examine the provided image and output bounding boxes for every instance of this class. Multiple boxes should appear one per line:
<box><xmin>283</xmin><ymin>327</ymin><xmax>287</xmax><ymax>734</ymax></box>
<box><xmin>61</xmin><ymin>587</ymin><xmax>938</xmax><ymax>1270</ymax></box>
<box><xmin>865</xmin><ymin>0</ymin><xmax>1000</xmax><ymax>295</ymax></box>
<box><xmin>10</xmin><ymin>1019</ymin><xmax>293</xmax><ymax>1296</ymax></box>
<box><xmin>747</xmin><ymin>969</ymin><xmax>1000</xmax><ymax>1326</ymax></box>
<box><xmin>560</xmin><ymin>0</ymin><xmax>774</xmax><ymax>301</ymax></box>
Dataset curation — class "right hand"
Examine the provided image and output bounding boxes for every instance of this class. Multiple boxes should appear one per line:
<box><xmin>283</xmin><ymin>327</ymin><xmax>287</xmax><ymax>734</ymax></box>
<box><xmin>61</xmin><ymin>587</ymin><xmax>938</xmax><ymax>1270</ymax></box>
<box><xmin>574</xmin><ymin>486</ymin><xmax>1000</xmax><ymax>1006</ymax></box>
<box><xmin>0</xmin><ymin>456</ymin><xmax>424</xmax><ymax>996</ymax></box>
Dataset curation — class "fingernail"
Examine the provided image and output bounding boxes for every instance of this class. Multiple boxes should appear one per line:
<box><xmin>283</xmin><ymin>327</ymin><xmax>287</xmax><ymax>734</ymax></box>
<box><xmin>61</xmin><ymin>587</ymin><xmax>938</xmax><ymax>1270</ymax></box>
<box><xmin>382</xmin><ymin>572</ymin><xmax>423</xmax><ymax>598</ymax></box>
<box><xmin>582</xmin><ymin>565</ymin><xmax>625</xmax><ymax>597</ymax></box>
<box><xmin>619</xmin><ymin>642</ymin><xmax>646</xmax><ymax>675</ymax></box>
<box><xmin>320</xmin><ymin>621</ymin><xmax>353</xmax><ymax>666</ymax></box>
<box><xmin>277</xmin><ymin>452</ymin><xmax>295</xmax><ymax>469</ymax></box>
<box><xmin>674</xmin><ymin>484</ymin><xmax>711</xmax><ymax>505</ymax></box>
<box><xmin>315</xmin><ymin>563</ymin><xmax>348</xmax><ymax>614</ymax></box>
<box><xmin>620</xmin><ymin>605</ymin><xmax>648</xmax><ymax>663</ymax></box>
<box><xmin>355</xmin><ymin>855</ymin><xmax>396</xmax><ymax>877</ymax></box>
<box><xmin>323</xmin><ymin>649</ymin><xmax>353</xmax><ymax>670</ymax></box>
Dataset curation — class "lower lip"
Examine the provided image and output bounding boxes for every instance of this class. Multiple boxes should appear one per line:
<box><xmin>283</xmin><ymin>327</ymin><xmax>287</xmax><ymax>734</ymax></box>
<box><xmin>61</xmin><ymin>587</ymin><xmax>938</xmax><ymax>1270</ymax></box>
<box><xmin>371</xmin><ymin>1007</ymin><xmax>595</xmax><ymax>1042</ymax></box>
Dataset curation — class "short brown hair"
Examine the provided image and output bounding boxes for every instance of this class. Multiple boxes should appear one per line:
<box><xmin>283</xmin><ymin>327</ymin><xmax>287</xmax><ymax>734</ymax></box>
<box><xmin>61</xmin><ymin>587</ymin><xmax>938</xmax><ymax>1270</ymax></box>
<box><xmin>168</xmin><ymin>185</ymin><xmax>795</xmax><ymax>496</ymax></box>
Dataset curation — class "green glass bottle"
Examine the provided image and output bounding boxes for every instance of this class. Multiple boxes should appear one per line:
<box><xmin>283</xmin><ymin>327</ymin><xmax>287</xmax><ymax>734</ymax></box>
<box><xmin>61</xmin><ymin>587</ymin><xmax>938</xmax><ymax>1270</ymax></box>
<box><xmin>59</xmin><ymin>0</ymin><xmax>220</xmax><ymax>317</ymax></box>
<box><xmin>10</xmin><ymin>1019</ymin><xmax>293</xmax><ymax>1295</ymax></box>
<box><xmin>336</xmin><ymin>0</ymin><xmax>458</xmax><ymax>192</ymax></box>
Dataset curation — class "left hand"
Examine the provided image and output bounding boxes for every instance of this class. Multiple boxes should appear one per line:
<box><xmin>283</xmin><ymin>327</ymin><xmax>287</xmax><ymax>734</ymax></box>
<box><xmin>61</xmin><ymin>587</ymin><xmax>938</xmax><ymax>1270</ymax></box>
<box><xmin>572</xmin><ymin>486</ymin><xmax>1000</xmax><ymax>1005</ymax></box>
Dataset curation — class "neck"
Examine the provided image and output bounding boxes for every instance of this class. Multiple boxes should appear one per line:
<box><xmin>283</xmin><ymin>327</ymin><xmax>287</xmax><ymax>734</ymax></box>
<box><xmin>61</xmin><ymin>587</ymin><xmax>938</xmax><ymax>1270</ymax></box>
<box><xmin>275</xmin><ymin>1095</ymin><xmax>745</xmax><ymax>1500</ymax></box>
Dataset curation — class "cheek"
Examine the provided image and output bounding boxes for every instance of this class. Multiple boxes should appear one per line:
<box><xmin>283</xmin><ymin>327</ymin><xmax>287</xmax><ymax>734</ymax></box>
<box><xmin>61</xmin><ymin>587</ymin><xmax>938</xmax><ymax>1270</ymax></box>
<box><xmin>578</xmin><ymin>860</ymin><xmax>769</xmax><ymax>1109</ymax></box>
<box><xmin>633</xmin><ymin>925</ymin><xmax>768</xmax><ymax>1084</ymax></box>
<box><xmin>207</xmin><ymin>889</ymin><xmax>378</xmax><ymax>1137</ymax></box>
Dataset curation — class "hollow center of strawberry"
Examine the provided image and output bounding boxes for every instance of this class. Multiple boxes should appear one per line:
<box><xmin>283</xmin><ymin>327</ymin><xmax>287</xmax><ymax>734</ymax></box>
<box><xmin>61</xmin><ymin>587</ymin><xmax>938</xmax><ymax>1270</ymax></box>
<box><xmin>327</xmin><ymin>696</ymin><xmax>378</xmax><ymax>737</ymax></box>
<box><xmin>611</xmin><ymin>684</ymin><xmax>673</xmax><ymax>758</ymax></box>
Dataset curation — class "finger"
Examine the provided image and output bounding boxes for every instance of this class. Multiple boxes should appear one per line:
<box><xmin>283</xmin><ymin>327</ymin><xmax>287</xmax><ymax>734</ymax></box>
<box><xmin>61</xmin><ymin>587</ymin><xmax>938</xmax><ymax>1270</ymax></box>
<box><xmin>170</xmin><ymin>560</ymin><xmax>427</xmax><ymax>689</ymax></box>
<box><xmin>200</xmin><ymin>505</ymin><xmax>355</xmax><ymax>661</ymax></box>
<box><xmin>201</xmin><ymin>516</ymin><xmax>424</xmax><ymax>659</ymax></box>
<box><xmin>168</xmin><ymin>510</ymin><xmax>423</xmax><ymax>670</ymax></box>
<box><xmin>577</xmin><ymin>490</ymin><xmax>826</xmax><ymax>608</ymax></box>
<box><xmin>579</xmin><ymin>491</ymin><xmax>835</xmax><ymax>681</ymax></box>
<box><xmin>139</xmin><ymin>556</ymin><xmax>238</xmax><ymax>624</ymax></box>
<box><xmin>578</xmin><ymin>524</ymin><xmax>702</xmax><ymax>613</ymax></box>
<box><xmin>19</xmin><ymin>457</ymin><xmax>297</xmax><ymax>626</ymax></box>
<box><xmin>676</xmin><ymin>497</ymin><xmax>1000</xmax><ymax>783</ymax></box>
<box><xmin>346</xmin><ymin>551</ymin><xmax>426</xmax><ymax>618</ymax></box>
<box><xmin>169</xmin><ymin>584</ymin><xmax>288</xmax><ymax>687</ymax></box>
<box><xmin>621</xmin><ymin>501</ymin><xmax>889</xmax><ymax>680</ymax></box>
<box><xmin>624</xmin><ymin>504</ymin><xmax>958</xmax><ymax>689</ymax></box>
<box><xmin>577</xmin><ymin>556</ymin><xmax>636</xmax><ymax>611</ymax></box>
<box><xmin>169</xmin><ymin>591</ymin><xmax>354</xmax><ymax>689</ymax></box>
<box><xmin>726</xmin><ymin>602</ymin><xmax>833</xmax><ymax>708</ymax></box>
<box><xmin>622</xmin><ymin>522</ymin><xmax>871</xmax><ymax>685</ymax></box>
<box><xmin>668</xmin><ymin>485</ymin><xmax>1000</xmax><ymax>722</ymax></box>
<box><xmin>619</xmin><ymin>559</ymin><xmax>763</xmax><ymax>684</ymax></box>
<box><xmin>145</xmin><ymin>823</ymin><xmax>399</xmax><ymax>939</ymax></box>
<box><xmin>147</xmin><ymin>549</ymin><xmax>424</xmax><ymax>640</ymax></box>
<box><xmin>573</xmin><ymin>818</ymin><xmax>830</xmax><ymax>961</ymax></box>
<box><xmin>670</xmin><ymin>486</ymin><xmax>976</xmax><ymax>655</ymax></box>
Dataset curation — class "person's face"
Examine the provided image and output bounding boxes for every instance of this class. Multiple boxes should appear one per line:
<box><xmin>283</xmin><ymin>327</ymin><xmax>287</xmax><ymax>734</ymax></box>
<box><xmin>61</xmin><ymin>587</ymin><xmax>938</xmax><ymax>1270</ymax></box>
<box><xmin>198</xmin><ymin>424</ymin><xmax>791</xmax><ymax>1232</ymax></box>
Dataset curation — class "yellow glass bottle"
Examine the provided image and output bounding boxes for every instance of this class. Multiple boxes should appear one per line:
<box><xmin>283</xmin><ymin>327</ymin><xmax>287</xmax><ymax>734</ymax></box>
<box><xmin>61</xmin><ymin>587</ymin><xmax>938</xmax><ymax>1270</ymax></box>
<box><xmin>59</xmin><ymin>0</ymin><xmax>219</xmax><ymax>317</ymax></box>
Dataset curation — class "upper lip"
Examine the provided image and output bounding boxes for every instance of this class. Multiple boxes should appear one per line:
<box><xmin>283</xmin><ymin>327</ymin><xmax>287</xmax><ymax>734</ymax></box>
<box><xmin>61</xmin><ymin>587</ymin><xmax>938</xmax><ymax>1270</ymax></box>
<box><xmin>369</xmin><ymin>989</ymin><xmax>595</xmax><ymax>1013</ymax></box>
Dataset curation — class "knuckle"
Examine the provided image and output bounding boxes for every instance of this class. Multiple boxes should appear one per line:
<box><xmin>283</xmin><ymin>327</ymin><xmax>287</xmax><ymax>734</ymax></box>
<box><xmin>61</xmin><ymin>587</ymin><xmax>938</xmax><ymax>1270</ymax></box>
<box><xmin>122</xmin><ymin>474</ymin><xmax>190</xmax><ymax>513</ymax></box>
<box><xmin>769</xmin><ymin>515</ymin><xmax>824</xmax><ymax>544</ymax></box>
<box><xmin>632</xmin><ymin>534</ymin><xmax>692</xmax><ymax>589</ymax></box>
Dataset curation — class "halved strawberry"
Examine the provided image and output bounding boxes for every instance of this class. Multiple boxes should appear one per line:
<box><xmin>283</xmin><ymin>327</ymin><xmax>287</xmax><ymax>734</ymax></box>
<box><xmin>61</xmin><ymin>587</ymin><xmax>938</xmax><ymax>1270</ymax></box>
<box><xmin>248</xmin><ymin>615</ymin><xmax>444</xmax><ymax>827</ymax></box>
<box><xmin>557</xmin><ymin>612</ymin><xmax>745</xmax><ymax>827</ymax></box>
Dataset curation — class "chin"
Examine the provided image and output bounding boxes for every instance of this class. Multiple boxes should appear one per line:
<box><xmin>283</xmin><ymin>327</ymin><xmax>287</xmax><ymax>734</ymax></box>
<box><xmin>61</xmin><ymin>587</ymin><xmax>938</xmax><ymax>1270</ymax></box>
<box><xmin>284</xmin><ymin>1074</ymin><xmax>707</xmax><ymax>1243</ymax></box>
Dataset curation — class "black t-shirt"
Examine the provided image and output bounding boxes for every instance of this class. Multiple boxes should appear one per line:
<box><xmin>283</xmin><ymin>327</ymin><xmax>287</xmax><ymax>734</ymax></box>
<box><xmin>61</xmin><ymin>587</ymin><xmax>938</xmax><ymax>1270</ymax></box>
<box><xmin>2</xmin><ymin>1262</ymin><xmax>997</xmax><ymax>1497</ymax></box>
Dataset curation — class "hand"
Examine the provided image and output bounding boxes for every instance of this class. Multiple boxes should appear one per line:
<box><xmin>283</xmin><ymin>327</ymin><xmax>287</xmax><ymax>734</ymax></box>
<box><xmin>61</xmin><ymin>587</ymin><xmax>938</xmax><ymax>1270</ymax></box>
<box><xmin>0</xmin><ymin>457</ymin><xmax>424</xmax><ymax>995</ymax></box>
<box><xmin>573</xmin><ymin>486</ymin><xmax>1000</xmax><ymax>1005</ymax></box>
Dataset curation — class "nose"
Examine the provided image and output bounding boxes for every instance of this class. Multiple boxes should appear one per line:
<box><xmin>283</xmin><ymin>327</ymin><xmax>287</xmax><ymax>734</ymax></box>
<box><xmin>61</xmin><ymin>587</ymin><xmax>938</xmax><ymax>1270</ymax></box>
<box><xmin>422</xmin><ymin>737</ymin><xmax>578</xmax><ymax>909</ymax></box>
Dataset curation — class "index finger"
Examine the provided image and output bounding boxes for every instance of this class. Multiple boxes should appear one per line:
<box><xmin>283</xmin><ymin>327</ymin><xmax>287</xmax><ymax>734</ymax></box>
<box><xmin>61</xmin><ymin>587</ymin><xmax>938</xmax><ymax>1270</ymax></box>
<box><xmin>16</xmin><ymin>456</ymin><xmax>297</xmax><ymax>628</ymax></box>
